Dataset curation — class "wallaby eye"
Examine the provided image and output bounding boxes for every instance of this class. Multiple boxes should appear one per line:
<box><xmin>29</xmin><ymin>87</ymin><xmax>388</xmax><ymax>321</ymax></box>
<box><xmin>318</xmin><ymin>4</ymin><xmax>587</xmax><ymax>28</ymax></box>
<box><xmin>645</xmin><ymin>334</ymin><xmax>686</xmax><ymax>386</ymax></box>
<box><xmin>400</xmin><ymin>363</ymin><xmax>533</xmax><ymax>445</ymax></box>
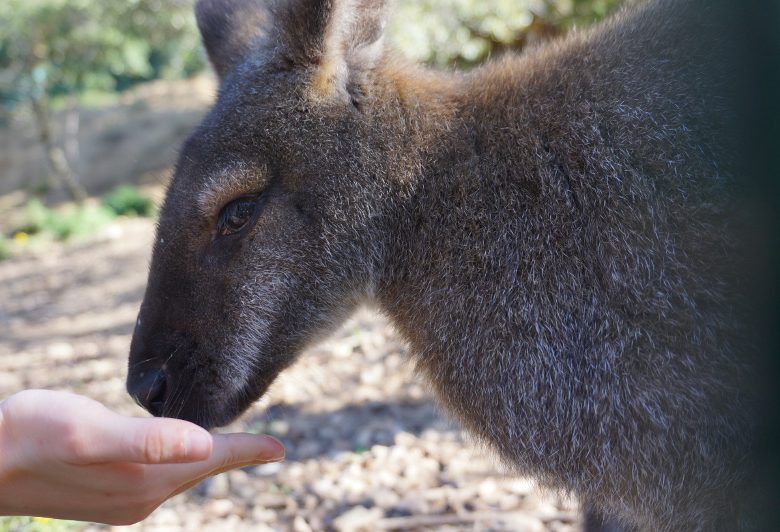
<box><xmin>217</xmin><ymin>195</ymin><xmax>258</xmax><ymax>236</ymax></box>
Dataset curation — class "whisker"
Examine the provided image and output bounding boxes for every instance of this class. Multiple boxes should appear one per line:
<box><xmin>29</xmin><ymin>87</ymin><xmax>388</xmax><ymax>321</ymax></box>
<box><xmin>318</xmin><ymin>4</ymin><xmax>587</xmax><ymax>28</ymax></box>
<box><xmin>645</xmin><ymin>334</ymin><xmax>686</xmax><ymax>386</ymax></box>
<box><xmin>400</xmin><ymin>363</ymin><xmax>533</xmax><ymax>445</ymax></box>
<box><xmin>162</xmin><ymin>344</ymin><xmax>182</xmax><ymax>368</ymax></box>
<box><xmin>144</xmin><ymin>370</ymin><xmax>161</xmax><ymax>404</ymax></box>
<box><xmin>128</xmin><ymin>355</ymin><xmax>159</xmax><ymax>371</ymax></box>
<box><xmin>173</xmin><ymin>374</ymin><xmax>197</xmax><ymax>419</ymax></box>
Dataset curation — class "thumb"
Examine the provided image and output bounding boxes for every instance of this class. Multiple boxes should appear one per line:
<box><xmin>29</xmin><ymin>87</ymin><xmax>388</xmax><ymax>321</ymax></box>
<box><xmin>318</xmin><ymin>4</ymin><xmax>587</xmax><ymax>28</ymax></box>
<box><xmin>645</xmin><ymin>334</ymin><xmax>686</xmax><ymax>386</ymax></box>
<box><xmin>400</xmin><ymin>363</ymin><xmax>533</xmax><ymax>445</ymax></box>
<box><xmin>124</xmin><ymin>417</ymin><xmax>214</xmax><ymax>464</ymax></box>
<box><xmin>83</xmin><ymin>414</ymin><xmax>214</xmax><ymax>465</ymax></box>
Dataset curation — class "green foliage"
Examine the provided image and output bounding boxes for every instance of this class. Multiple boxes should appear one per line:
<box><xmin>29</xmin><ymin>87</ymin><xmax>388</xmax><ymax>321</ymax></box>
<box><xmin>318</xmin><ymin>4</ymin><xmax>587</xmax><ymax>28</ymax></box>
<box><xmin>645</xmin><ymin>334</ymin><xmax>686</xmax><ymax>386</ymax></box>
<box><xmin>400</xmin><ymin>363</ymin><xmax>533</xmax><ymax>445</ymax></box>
<box><xmin>7</xmin><ymin>186</ymin><xmax>153</xmax><ymax>247</ymax></box>
<box><xmin>18</xmin><ymin>198</ymin><xmax>116</xmax><ymax>241</ymax></box>
<box><xmin>0</xmin><ymin>517</ymin><xmax>79</xmax><ymax>532</ymax></box>
<box><xmin>1</xmin><ymin>188</ymin><xmax>154</xmax><ymax>258</ymax></box>
<box><xmin>562</xmin><ymin>0</ymin><xmax>626</xmax><ymax>23</ymax></box>
<box><xmin>390</xmin><ymin>0</ymin><xmax>627</xmax><ymax>67</ymax></box>
<box><xmin>102</xmin><ymin>185</ymin><xmax>155</xmax><ymax>217</ymax></box>
<box><xmin>0</xmin><ymin>0</ymin><xmax>204</xmax><ymax>108</ymax></box>
<box><xmin>0</xmin><ymin>0</ymin><xmax>625</xmax><ymax>108</ymax></box>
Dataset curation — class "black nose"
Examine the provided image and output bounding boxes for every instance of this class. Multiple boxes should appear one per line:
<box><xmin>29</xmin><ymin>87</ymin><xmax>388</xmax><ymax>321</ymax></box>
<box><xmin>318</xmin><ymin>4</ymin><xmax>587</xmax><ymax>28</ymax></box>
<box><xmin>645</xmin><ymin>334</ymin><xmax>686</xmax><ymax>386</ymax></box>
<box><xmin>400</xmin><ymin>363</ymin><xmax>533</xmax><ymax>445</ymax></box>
<box><xmin>128</xmin><ymin>369</ymin><xmax>168</xmax><ymax>416</ymax></box>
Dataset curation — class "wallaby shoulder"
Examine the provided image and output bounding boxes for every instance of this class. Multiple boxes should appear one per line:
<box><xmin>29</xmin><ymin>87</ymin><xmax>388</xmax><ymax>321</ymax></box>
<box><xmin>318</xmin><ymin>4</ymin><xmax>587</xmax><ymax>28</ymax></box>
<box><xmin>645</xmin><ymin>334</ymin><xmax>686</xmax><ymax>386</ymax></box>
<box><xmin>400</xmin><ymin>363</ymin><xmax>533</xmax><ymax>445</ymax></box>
<box><xmin>375</xmin><ymin>3</ymin><xmax>747</xmax><ymax>530</ymax></box>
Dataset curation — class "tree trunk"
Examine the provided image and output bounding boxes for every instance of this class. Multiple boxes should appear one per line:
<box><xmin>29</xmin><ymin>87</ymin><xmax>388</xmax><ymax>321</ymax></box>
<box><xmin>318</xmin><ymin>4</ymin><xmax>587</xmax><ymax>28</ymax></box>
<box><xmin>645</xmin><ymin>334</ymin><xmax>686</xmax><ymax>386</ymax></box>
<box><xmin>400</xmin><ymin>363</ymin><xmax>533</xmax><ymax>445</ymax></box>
<box><xmin>64</xmin><ymin>96</ymin><xmax>81</xmax><ymax>180</ymax></box>
<box><xmin>30</xmin><ymin>94</ymin><xmax>87</xmax><ymax>203</ymax></box>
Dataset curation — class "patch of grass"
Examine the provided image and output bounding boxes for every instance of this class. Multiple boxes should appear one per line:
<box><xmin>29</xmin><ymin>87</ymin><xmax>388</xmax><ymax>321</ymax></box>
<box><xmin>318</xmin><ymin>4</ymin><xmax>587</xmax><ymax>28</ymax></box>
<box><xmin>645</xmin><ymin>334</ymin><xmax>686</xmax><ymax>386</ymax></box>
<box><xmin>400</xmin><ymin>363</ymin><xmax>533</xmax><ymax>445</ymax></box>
<box><xmin>102</xmin><ymin>185</ymin><xmax>155</xmax><ymax>217</ymax></box>
<box><xmin>269</xmin><ymin>483</ymin><xmax>293</xmax><ymax>495</ymax></box>
<box><xmin>0</xmin><ymin>235</ymin><xmax>10</xmax><ymax>261</ymax></box>
<box><xmin>0</xmin><ymin>516</ymin><xmax>80</xmax><ymax>532</ymax></box>
<box><xmin>49</xmin><ymin>90</ymin><xmax>120</xmax><ymax>110</ymax></box>
<box><xmin>246</xmin><ymin>420</ymin><xmax>268</xmax><ymax>434</ymax></box>
<box><xmin>4</xmin><ymin>187</ymin><xmax>156</xmax><ymax>256</ymax></box>
<box><xmin>19</xmin><ymin>199</ymin><xmax>116</xmax><ymax>241</ymax></box>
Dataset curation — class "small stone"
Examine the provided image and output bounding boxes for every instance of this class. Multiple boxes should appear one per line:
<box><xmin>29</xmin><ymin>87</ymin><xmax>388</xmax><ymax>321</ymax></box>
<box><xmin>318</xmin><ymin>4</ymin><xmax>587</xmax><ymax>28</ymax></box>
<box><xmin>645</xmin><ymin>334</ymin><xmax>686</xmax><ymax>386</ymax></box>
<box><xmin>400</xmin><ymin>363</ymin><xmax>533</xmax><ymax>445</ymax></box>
<box><xmin>332</xmin><ymin>506</ymin><xmax>384</xmax><ymax>532</ymax></box>
<box><xmin>507</xmin><ymin>477</ymin><xmax>536</xmax><ymax>495</ymax></box>
<box><xmin>304</xmin><ymin>494</ymin><xmax>320</xmax><ymax>511</ymax></box>
<box><xmin>397</xmin><ymin>494</ymin><xmax>430</xmax><ymax>515</ymax></box>
<box><xmin>359</xmin><ymin>365</ymin><xmax>383</xmax><ymax>385</ymax></box>
<box><xmin>147</xmin><ymin>507</ymin><xmax>179</xmax><ymax>526</ymax></box>
<box><xmin>372</xmin><ymin>488</ymin><xmax>400</xmax><ymax>509</ymax></box>
<box><xmin>206</xmin><ymin>473</ymin><xmax>230</xmax><ymax>498</ymax></box>
<box><xmin>499</xmin><ymin>493</ymin><xmax>522</xmax><ymax>511</ymax></box>
<box><xmin>394</xmin><ymin>432</ymin><xmax>417</xmax><ymax>447</ymax></box>
<box><xmin>293</xmin><ymin>515</ymin><xmax>314</xmax><ymax>532</ymax></box>
<box><xmin>205</xmin><ymin>498</ymin><xmax>234</xmax><ymax>517</ymax></box>
<box><xmin>493</xmin><ymin>513</ymin><xmax>545</xmax><ymax>532</ymax></box>
<box><xmin>535</xmin><ymin>502</ymin><xmax>563</xmax><ymax>521</ymax></box>
<box><xmin>253</xmin><ymin>462</ymin><xmax>283</xmax><ymax>476</ymax></box>
<box><xmin>312</xmin><ymin>477</ymin><xmax>337</xmax><ymax>497</ymax></box>
<box><xmin>252</xmin><ymin>507</ymin><xmax>276</xmax><ymax>522</ymax></box>
<box><xmin>0</xmin><ymin>372</ymin><xmax>22</xmax><ymax>389</ymax></box>
<box><xmin>46</xmin><ymin>342</ymin><xmax>74</xmax><ymax>360</ymax></box>
<box><xmin>230</xmin><ymin>469</ymin><xmax>250</xmax><ymax>486</ymax></box>
<box><xmin>478</xmin><ymin>478</ymin><xmax>500</xmax><ymax>504</ymax></box>
<box><xmin>254</xmin><ymin>493</ymin><xmax>288</xmax><ymax>509</ymax></box>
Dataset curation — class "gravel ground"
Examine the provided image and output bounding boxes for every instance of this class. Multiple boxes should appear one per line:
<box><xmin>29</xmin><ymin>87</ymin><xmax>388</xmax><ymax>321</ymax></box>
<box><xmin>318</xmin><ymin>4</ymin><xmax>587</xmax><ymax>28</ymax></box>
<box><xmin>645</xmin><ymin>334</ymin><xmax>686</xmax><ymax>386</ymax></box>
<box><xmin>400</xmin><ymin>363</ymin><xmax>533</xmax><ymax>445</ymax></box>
<box><xmin>0</xmin><ymin>217</ymin><xmax>584</xmax><ymax>531</ymax></box>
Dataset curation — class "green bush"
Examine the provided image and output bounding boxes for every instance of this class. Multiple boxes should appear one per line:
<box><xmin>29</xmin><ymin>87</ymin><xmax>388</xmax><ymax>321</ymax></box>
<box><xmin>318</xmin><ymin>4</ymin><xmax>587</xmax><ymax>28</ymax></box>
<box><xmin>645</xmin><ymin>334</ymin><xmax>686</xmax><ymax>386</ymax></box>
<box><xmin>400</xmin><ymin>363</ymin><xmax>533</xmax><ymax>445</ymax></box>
<box><xmin>0</xmin><ymin>0</ymin><xmax>626</xmax><ymax>114</ymax></box>
<box><xmin>389</xmin><ymin>0</ymin><xmax>626</xmax><ymax>67</ymax></box>
<box><xmin>102</xmin><ymin>185</ymin><xmax>155</xmax><ymax>217</ymax></box>
<box><xmin>18</xmin><ymin>199</ymin><xmax>116</xmax><ymax>241</ymax></box>
<box><xmin>9</xmin><ymin>188</ymin><xmax>154</xmax><ymax>246</ymax></box>
<box><xmin>0</xmin><ymin>0</ymin><xmax>205</xmax><ymax>108</ymax></box>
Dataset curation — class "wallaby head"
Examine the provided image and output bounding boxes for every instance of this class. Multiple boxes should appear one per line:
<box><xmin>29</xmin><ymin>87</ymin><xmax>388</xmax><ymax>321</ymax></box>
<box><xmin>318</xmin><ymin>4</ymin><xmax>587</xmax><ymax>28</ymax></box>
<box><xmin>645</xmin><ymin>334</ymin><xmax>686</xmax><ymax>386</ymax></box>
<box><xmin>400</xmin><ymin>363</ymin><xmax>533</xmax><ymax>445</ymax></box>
<box><xmin>127</xmin><ymin>0</ymin><xmax>412</xmax><ymax>428</ymax></box>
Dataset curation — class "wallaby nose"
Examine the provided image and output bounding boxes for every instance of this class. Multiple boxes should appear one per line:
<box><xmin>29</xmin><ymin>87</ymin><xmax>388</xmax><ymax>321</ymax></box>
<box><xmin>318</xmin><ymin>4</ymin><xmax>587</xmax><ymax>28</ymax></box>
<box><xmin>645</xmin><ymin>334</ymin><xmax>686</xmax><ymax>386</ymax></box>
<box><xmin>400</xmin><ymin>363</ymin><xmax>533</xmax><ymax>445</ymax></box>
<box><xmin>128</xmin><ymin>368</ymin><xmax>168</xmax><ymax>416</ymax></box>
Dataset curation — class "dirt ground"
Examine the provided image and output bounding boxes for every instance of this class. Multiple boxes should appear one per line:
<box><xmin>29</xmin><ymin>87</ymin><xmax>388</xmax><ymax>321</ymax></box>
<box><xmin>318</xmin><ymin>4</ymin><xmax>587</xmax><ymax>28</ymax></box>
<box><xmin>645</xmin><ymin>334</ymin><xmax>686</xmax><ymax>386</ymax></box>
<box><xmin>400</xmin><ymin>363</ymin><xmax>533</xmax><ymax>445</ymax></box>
<box><xmin>0</xmin><ymin>214</ymin><xmax>584</xmax><ymax>531</ymax></box>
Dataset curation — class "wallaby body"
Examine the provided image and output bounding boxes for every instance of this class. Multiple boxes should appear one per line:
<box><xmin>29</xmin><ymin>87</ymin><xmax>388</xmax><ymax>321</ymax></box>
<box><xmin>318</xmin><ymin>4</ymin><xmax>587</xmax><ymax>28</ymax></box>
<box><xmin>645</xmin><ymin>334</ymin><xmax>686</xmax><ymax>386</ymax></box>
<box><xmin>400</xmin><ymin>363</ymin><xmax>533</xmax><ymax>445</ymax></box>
<box><xmin>128</xmin><ymin>1</ymin><xmax>756</xmax><ymax>530</ymax></box>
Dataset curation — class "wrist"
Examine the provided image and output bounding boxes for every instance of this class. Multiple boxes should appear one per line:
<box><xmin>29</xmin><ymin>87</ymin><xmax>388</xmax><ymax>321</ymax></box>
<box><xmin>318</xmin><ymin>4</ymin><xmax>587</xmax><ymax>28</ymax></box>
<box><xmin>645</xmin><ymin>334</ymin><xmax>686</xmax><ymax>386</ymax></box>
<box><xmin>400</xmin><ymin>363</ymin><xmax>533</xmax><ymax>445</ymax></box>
<box><xmin>0</xmin><ymin>395</ymin><xmax>23</xmax><ymax>517</ymax></box>
<box><xmin>0</xmin><ymin>396</ymin><xmax>6</xmax><ymax>473</ymax></box>
<box><xmin>0</xmin><ymin>397</ymin><xmax>11</xmax><ymax>515</ymax></box>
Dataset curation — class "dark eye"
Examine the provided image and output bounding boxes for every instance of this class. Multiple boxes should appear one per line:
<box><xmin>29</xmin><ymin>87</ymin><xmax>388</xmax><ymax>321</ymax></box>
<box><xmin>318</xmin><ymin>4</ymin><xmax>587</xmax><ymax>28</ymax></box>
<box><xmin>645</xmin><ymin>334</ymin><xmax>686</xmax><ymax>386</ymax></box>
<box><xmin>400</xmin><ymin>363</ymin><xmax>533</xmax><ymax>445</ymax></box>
<box><xmin>217</xmin><ymin>195</ymin><xmax>258</xmax><ymax>236</ymax></box>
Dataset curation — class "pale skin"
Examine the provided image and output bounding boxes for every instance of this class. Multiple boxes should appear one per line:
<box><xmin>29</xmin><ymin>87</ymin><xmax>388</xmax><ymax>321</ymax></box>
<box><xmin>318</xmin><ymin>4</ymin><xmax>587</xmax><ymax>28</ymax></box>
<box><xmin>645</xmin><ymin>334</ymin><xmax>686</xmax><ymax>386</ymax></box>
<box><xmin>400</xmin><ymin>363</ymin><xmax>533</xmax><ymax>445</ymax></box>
<box><xmin>0</xmin><ymin>389</ymin><xmax>285</xmax><ymax>525</ymax></box>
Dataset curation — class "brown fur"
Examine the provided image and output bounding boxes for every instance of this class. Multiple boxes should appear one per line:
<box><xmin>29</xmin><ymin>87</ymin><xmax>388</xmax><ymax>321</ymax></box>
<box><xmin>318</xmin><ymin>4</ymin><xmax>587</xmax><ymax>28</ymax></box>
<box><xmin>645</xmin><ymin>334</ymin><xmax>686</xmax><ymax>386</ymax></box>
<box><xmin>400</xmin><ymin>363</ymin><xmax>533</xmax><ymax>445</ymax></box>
<box><xmin>127</xmin><ymin>1</ymin><xmax>759</xmax><ymax>530</ymax></box>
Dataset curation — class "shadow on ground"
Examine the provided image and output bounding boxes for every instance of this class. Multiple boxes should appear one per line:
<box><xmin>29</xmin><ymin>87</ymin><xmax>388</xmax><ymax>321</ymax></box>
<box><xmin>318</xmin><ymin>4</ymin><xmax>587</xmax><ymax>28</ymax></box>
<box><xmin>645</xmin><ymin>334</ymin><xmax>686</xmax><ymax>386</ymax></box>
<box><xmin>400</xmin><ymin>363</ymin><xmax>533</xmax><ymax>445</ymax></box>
<box><xmin>247</xmin><ymin>398</ymin><xmax>456</xmax><ymax>462</ymax></box>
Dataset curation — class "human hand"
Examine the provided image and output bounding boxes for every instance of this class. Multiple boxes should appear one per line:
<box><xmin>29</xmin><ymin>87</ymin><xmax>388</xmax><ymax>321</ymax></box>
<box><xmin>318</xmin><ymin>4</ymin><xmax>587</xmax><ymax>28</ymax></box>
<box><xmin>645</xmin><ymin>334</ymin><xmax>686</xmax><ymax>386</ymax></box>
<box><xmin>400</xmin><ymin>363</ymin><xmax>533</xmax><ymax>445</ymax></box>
<box><xmin>0</xmin><ymin>389</ymin><xmax>284</xmax><ymax>525</ymax></box>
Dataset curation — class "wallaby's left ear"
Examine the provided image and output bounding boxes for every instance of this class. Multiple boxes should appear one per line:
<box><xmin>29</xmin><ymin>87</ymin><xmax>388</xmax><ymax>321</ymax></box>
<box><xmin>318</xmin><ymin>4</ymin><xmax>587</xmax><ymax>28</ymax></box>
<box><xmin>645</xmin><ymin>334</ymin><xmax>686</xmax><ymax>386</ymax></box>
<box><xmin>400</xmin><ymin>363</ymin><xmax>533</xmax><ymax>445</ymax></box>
<box><xmin>278</xmin><ymin>0</ymin><xmax>388</xmax><ymax>106</ymax></box>
<box><xmin>196</xmin><ymin>0</ymin><xmax>274</xmax><ymax>80</ymax></box>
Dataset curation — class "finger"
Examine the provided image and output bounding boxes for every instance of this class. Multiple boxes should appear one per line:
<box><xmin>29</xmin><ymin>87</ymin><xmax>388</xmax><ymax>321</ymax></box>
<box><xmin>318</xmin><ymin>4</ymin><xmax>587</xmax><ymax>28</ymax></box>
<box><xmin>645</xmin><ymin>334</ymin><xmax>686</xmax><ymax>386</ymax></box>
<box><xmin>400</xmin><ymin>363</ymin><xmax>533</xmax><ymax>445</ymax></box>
<box><xmin>70</xmin><ymin>413</ymin><xmax>214</xmax><ymax>465</ymax></box>
<box><xmin>178</xmin><ymin>433</ymin><xmax>284</xmax><ymax>475</ymax></box>
<box><xmin>151</xmin><ymin>433</ymin><xmax>285</xmax><ymax>490</ymax></box>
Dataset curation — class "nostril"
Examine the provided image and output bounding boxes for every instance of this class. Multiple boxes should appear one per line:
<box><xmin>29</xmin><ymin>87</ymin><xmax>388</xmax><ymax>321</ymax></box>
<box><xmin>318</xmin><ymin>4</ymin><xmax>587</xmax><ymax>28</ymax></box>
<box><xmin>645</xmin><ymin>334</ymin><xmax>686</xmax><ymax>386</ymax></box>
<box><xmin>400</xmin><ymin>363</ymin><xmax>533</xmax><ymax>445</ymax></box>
<box><xmin>147</xmin><ymin>376</ymin><xmax>167</xmax><ymax>416</ymax></box>
<box><xmin>130</xmin><ymin>369</ymin><xmax>168</xmax><ymax>417</ymax></box>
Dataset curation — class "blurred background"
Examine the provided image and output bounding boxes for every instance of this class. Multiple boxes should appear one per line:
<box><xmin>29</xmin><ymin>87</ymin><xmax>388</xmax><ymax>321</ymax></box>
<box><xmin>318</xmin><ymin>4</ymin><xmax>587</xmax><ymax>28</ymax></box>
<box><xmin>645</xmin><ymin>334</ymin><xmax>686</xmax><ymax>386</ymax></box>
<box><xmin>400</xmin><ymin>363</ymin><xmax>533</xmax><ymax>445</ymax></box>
<box><xmin>0</xmin><ymin>1</ymin><xmax>629</xmax><ymax>531</ymax></box>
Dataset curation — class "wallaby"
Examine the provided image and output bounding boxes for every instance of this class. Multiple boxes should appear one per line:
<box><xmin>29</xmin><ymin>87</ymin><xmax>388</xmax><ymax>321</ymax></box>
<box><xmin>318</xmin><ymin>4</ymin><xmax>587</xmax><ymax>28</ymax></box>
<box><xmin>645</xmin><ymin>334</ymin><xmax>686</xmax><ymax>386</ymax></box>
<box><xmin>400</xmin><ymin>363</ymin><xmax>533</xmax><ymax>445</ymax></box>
<box><xmin>127</xmin><ymin>0</ymin><xmax>759</xmax><ymax>530</ymax></box>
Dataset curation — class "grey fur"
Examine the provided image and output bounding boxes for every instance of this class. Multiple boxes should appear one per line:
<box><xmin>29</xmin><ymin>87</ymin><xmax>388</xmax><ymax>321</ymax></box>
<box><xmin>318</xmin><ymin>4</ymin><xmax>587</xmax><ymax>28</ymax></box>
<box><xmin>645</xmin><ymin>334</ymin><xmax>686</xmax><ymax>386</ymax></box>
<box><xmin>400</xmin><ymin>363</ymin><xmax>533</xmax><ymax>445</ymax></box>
<box><xmin>127</xmin><ymin>1</ymin><xmax>758</xmax><ymax>530</ymax></box>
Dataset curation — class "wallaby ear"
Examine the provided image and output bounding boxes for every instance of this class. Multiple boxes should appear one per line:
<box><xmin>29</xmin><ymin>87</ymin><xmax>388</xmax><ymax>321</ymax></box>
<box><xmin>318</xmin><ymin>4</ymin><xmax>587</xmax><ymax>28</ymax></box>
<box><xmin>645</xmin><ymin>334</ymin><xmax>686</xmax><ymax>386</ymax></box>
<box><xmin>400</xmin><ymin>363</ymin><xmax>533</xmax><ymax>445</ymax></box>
<box><xmin>195</xmin><ymin>0</ymin><xmax>273</xmax><ymax>79</ymax></box>
<box><xmin>278</xmin><ymin>0</ymin><xmax>388</xmax><ymax>105</ymax></box>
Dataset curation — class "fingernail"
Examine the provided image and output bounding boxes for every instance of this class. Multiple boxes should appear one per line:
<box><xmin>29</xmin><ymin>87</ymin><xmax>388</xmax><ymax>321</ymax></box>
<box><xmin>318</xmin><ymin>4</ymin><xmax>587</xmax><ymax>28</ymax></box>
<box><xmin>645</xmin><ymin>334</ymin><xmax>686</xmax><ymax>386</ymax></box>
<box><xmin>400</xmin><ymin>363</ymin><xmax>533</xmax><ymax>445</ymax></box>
<box><xmin>185</xmin><ymin>430</ymin><xmax>213</xmax><ymax>459</ymax></box>
<box><xmin>262</xmin><ymin>436</ymin><xmax>286</xmax><ymax>462</ymax></box>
